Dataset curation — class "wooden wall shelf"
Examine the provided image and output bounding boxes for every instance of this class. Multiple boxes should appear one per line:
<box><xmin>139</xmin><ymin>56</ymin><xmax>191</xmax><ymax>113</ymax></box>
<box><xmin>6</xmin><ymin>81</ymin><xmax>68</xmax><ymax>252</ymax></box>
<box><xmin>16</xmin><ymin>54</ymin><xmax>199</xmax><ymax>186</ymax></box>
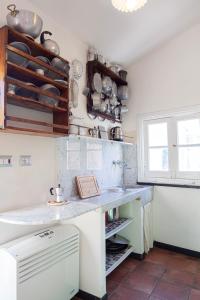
<box><xmin>86</xmin><ymin>60</ymin><xmax>127</xmax><ymax>123</ymax></box>
<box><xmin>7</xmin><ymin>62</ymin><xmax>68</xmax><ymax>91</ymax></box>
<box><xmin>7</xmin><ymin>93</ymin><xmax>67</xmax><ymax>113</ymax></box>
<box><xmin>7</xmin><ymin>26</ymin><xmax>69</xmax><ymax>64</ymax></box>
<box><xmin>0</xmin><ymin>26</ymin><xmax>69</xmax><ymax>136</ymax></box>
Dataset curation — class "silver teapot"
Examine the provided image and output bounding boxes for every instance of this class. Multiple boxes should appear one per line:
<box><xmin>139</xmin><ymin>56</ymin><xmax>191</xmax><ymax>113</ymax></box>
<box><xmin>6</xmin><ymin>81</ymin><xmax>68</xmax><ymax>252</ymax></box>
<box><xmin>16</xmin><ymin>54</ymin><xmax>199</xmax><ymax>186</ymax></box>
<box><xmin>40</xmin><ymin>31</ymin><xmax>60</xmax><ymax>55</ymax></box>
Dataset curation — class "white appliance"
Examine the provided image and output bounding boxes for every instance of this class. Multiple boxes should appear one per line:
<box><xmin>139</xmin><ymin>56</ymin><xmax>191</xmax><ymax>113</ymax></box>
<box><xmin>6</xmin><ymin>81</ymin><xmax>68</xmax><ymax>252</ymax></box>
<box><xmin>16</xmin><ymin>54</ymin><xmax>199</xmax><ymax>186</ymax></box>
<box><xmin>0</xmin><ymin>224</ymin><xmax>79</xmax><ymax>300</ymax></box>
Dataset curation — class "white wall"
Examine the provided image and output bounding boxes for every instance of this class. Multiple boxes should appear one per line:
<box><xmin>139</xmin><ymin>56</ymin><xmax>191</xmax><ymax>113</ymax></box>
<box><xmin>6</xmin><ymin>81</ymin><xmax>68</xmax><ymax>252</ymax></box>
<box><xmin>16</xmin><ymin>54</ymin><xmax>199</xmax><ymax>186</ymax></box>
<box><xmin>124</xmin><ymin>22</ymin><xmax>200</xmax><ymax>251</ymax></box>
<box><xmin>123</xmin><ymin>22</ymin><xmax>200</xmax><ymax>137</ymax></box>
<box><xmin>0</xmin><ymin>0</ymin><xmax>103</xmax><ymax>244</ymax></box>
<box><xmin>154</xmin><ymin>186</ymin><xmax>200</xmax><ymax>251</ymax></box>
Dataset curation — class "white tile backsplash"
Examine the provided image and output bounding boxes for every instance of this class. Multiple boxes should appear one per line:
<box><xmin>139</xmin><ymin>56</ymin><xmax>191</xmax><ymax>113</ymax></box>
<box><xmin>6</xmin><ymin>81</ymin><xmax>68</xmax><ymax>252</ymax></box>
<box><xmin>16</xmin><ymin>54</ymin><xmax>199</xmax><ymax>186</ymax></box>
<box><xmin>87</xmin><ymin>143</ymin><xmax>103</xmax><ymax>170</ymax></box>
<box><xmin>123</xmin><ymin>144</ymin><xmax>138</xmax><ymax>186</ymax></box>
<box><xmin>56</xmin><ymin>137</ymin><xmax>137</xmax><ymax>198</ymax></box>
<box><xmin>66</xmin><ymin>140</ymin><xmax>81</xmax><ymax>170</ymax></box>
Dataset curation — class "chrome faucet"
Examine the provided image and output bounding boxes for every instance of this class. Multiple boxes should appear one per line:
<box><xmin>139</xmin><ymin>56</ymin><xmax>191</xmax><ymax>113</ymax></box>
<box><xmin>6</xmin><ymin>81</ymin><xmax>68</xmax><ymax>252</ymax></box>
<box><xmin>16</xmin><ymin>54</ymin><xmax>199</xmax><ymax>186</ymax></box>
<box><xmin>112</xmin><ymin>160</ymin><xmax>130</xmax><ymax>190</ymax></box>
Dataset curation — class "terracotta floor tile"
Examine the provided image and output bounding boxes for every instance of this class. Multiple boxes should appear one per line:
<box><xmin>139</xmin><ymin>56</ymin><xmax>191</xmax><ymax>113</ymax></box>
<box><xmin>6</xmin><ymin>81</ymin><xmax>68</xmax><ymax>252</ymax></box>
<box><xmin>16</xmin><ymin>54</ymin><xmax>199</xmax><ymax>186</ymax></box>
<box><xmin>189</xmin><ymin>289</ymin><xmax>200</xmax><ymax>300</ymax></box>
<box><xmin>107</xmin><ymin>265</ymin><xmax>130</xmax><ymax>283</ymax></box>
<box><xmin>108</xmin><ymin>285</ymin><xmax>149</xmax><ymax>300</ymax></box>
<box><xmin>120</xmin><ymin>257</ymin><xmax>141</xmax><ymax>271</ymax></box>
<box><xmin>145</xmin><ymin>250</ymin><xmax>172</xmax><ymax>266</ymax></box>
<box><xmin>197</xmin><ymin>263</ymin><xmax>200</xmax><ymax>274</ymax></box>
<box><xmin>152</xmin><ymin>280</ymin><xmax>190</xmax><ymax>300</ymax></box>
<box><xmin>193</xmin><ymin>273</ymin><xmax>200</xmax><ymax>290</ymax></box>
<box><xmin>106</xmin><ymin>278</ymin><xmax>118</xmax><ymax>296</ymax></box>
<box><xmin>137</xmin><ymin>261</ymin><xmax>166</xmax><ymax>278</ymax></box>
<box><xmin>152</xmin><ymin>247</ymin><xmax>174</xmax><ymax>256</ymax></box>
<box><xmin>163</xmin><ymin>269</ymin><xmax>195</xmax><ymax>287</ymax></box>
<box><xmin>167</xmin><ymin>257</ymin><xmax>199</xmax><ymax>273</ymax></box>
<box><xmin>170</xmin><ymin>251</ymin><xmax>192</xmax><ymax>259</ymax></box>
<box><xmin>123</xmin><ymin>270</ymin><xmax>158</xmax><ymax>294</ymax></box>
<box><xmin>106</xmin><ymin>248</ymin><xmax>200</xmax><ymax>300</ymax></box>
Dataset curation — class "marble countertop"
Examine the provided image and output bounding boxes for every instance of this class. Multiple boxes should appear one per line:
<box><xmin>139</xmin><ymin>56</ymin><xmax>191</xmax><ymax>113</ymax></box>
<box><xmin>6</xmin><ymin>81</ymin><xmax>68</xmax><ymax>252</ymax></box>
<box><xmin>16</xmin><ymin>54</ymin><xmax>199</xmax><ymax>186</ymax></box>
<box><xmin>0</xmin><ymin>186</ymin><xmax>152</xmax><ymax>225</ymax></box>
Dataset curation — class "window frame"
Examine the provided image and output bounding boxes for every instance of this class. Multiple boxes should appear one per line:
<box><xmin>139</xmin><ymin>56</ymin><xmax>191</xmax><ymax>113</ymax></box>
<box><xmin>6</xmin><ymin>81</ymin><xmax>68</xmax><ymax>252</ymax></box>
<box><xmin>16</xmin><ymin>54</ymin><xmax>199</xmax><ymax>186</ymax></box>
<box><xmin>175</xmin><ymin>113</ymin><xmax>200</xmax><ymax>180</ymax></box>
<box><xmin>143</xmin><ymin>118</ymin><xmax>171</xmax><ymax>179</ymax></box>
<box><xmin>137</xmin><ymin>105</ymin><xmax>200</xmax><ymax>186</ymax></box>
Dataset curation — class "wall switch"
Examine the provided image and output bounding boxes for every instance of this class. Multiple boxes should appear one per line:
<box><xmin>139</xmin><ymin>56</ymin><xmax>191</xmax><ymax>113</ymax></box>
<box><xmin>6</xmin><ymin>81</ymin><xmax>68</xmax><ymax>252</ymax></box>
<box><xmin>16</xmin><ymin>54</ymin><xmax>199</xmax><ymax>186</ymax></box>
<box><xmin>0</xmin><ymin>155</ymin><xmax>12</xmax><ymax>167</ymax></box>
<box><xmin>19</xmin><ymin>155</ymin><xmax>32</xmax><ymax>167</ymax></box>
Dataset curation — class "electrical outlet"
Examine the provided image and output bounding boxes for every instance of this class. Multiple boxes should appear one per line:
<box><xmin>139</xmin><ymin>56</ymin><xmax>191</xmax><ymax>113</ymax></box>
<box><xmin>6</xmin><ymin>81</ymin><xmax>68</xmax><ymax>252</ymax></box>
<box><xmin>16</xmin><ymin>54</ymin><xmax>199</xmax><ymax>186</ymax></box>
<box><xmin>19</xmin><ymin>155</ymin><xmax>32</xmax><ymax>167</ymax></box>
<box><xmin>0</xmin><ymin>155</ymin><xmax>12</xmax><ymax>167</ymax></box>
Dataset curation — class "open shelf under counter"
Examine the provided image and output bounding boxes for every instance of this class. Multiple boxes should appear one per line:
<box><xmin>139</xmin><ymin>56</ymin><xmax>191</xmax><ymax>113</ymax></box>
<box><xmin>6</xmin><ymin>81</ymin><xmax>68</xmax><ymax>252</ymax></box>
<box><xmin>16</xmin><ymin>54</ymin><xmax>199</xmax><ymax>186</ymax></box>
<box><xmin>105</xmin><ymin>218</ymin><xmax>134</xmax><ymax>239</ymax></box>
<box><xmin>106</xmin><ymin>246</ymin><xmax>134</xmax><ymax>276</ymax></box>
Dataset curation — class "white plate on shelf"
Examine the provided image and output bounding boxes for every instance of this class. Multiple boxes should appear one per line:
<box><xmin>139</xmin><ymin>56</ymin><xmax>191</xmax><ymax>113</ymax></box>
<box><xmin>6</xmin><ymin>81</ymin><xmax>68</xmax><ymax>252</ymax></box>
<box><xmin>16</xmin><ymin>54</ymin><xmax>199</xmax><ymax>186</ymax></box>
<box><xmin>92</xmin><ymin>72</ymin><xmax>102</xmax><ymax>93</ymax></box>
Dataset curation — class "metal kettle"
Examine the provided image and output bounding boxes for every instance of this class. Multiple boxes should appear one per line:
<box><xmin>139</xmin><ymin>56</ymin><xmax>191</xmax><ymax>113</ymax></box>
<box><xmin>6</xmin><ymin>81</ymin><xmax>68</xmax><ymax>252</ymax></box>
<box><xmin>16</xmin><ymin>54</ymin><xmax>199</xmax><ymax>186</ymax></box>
<box><xmin>40</xmin><ymin>31</ymin><xmax>60</xmax><ymax>55</ymax></box>
<box><xmin>50</xmin><ymin>184</ymin><xmax>64</xmax><ymax>202</ymax></box>
<box><xmin>110</xmin><ymin>126</ymin><xmax>123</xmax><ymax>141</ymax></box>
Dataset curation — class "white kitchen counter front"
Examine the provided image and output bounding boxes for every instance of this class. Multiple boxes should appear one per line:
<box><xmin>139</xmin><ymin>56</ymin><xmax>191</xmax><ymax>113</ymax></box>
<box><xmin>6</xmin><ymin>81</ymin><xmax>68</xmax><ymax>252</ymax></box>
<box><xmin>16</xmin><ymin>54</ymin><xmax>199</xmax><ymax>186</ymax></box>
<box><xmin>0</xmin><ymin>186</ymin><xmax>152</xmax><ymax>225</ymax></box>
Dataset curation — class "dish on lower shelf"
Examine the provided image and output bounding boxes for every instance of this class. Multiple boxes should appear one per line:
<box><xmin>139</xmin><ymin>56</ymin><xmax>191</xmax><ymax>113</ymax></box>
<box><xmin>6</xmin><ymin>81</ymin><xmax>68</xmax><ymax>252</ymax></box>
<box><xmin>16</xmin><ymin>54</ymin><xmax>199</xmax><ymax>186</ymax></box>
<box><xmin>106</xmin><ymin>235</ymin><xmax>130</xmax><ymax>254</ymax></box>
<box><xmin>106</xmin><ymin>245</ymin><xmax>134</xmax><ymax>275</ymax></box>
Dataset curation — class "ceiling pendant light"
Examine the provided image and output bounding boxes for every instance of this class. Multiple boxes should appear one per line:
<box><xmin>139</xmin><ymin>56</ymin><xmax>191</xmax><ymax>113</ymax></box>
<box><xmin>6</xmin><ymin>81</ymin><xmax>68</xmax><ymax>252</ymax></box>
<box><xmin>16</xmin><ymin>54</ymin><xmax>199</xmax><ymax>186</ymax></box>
<box><xmin>111</xmin><ymin>0</ymin><xmax>147</xmax><ymax>13</ymax></box>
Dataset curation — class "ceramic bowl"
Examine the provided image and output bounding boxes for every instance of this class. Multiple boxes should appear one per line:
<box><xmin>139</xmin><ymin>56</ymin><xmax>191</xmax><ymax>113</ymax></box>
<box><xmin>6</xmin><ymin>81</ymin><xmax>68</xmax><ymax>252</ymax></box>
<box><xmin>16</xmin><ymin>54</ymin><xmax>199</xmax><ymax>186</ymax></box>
<box><xmin>38</xmin><ymin>84</ymin><xmax>60</xmax><ymax>106</ymax></box>
<box><xmin>28</xmin><ymin>56</ymin><xmax>51</xmax><ymax>75</ymax></box>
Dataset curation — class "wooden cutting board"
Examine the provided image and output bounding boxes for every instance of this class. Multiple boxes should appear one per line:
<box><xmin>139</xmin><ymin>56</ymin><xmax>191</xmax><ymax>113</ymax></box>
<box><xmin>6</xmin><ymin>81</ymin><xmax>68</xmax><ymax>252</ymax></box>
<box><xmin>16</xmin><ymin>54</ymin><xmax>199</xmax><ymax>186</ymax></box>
<box><xmin>76</xmin><ymin>175</ymin><xmax>100</xmax><ymax>199</ymax></box>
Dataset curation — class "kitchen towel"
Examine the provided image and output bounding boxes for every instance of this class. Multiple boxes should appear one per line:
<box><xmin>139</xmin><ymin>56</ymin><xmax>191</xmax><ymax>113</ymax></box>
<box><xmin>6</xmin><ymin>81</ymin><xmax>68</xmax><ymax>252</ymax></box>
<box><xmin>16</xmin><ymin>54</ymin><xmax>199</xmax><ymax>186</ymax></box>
<box><xmin>143</xmin><ymin>202</ymin><xmax>153</xmax><ymax>254</ymax></box>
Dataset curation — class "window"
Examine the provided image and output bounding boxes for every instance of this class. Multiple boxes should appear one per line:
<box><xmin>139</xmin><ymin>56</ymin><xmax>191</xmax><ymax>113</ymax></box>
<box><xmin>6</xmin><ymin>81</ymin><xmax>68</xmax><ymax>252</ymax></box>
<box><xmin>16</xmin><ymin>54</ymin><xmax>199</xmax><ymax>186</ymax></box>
<box><xmin>138</xmin><ymin>107</ymin><xmax>200</xmax><ymax>185</ymax></box>
<box><xmin>146</xmin><ymin>121</ymin><xmax>169</xmax><ymax>172</ymax></box>
<box><xmin>177</xmin><ymin>118</ymin><xmax>200</xmax><ymax>172</ymax></box>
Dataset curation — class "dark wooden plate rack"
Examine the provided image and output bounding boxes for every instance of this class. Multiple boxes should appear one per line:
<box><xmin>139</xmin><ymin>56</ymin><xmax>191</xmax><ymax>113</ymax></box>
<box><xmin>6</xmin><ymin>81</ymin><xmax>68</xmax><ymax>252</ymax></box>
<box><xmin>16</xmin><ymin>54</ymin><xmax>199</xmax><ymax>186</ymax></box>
<box><xmin>86</xmin><ymin>60</ymin><xmax>128</xmax><ymax>123</ymax></box>
<box><xmin>0</xmin><ymin>26</ymin><xmax>69</xmax><ymax>137</ymax></box>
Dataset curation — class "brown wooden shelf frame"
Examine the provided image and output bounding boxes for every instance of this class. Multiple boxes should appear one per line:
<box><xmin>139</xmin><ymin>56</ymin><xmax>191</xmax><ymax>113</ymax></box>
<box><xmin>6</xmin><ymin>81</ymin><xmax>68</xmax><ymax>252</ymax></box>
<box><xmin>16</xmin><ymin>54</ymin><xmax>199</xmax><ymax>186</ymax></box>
<box><xmin>6</xmin><ymin>116</ymin><xmax>68</xmax><ymax>130</ymax></box>
<box><xmin>7</xmin><ymin>62</ymin><xmax>68</xmax><ymax>91</ymax></box>
<box><xmin>0</xmin><ymin>26</ymin><xmax>69</xmax><ymax>136</ymax></box>
<box><xmin>7</xmin><ymin>78</ymin><xmax>68</xmax><ymax>104</ymax></box>
<box><xmin>7</xmin><ymin>45</ymin><xmax>68</xmax><ymax>80</ymax></box>
<box><xmin>7</xmin><ymin>93</ymin><xmax>67</xmax><ymax>113</ymax></box>
<box><xmin>6</xmin><ymin>26</ymin><xmax>69</xmax><ymax>64</ymax></box>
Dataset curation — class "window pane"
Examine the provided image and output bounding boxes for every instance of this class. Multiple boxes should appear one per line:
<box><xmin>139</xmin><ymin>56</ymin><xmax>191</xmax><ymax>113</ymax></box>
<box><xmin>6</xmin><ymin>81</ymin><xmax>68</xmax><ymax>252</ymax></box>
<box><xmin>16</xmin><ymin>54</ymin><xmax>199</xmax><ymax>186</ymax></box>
<box><xmin>149</xmin><ymin>148</ymin><xmax>169</xmax><ymax>171</ymax></box>
<box><xmin>178</xmin><ymin>119</ymin><xmax>200</xmax><ymax>145</ymax></box>
<box><xmin>178</xmin><ymin>147</ymin><xmax>200</xmax><ymax>172</ymax></box>
<box><xmin>148</xmin><ymin>123</ymin><xmax>168</xmax><ymax>146</ymax></box>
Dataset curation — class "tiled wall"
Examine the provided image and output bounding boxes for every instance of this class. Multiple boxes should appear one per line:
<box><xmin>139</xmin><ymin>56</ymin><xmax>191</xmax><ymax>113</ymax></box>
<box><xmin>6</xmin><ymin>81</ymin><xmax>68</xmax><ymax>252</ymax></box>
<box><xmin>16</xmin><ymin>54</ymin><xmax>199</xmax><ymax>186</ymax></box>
<box><xmin>56</xmin><ymin>137</ymin><xmax>137</xmax><ymax>198</ymax></box>
<box><xmin>123</xmin><ymin>144</ymin><xmax>138</xmax><ymax>187</ymax></box>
